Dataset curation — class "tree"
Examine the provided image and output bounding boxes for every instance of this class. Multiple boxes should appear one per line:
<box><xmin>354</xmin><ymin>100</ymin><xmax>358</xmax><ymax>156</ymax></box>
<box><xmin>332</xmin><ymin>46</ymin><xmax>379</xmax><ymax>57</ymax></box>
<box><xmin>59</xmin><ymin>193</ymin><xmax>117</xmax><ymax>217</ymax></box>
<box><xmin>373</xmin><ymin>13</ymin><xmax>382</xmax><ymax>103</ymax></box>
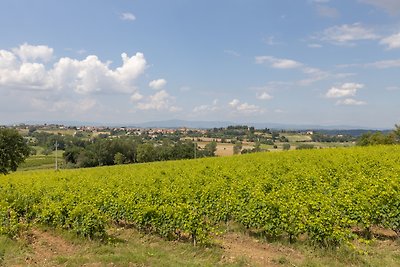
<box><xmin>282</xmin><ymin>143</ymin><xmax>291</xmax><ymax>151</ymax></box>
<box><xmin>0</xmin><ymin>128</ymin><xmax>30</xmax><ymax>174</ymax></box>
<box><xmin>233</xmin><ymin>141</ymin><xmax>242</xmax><ymax>155</ymax></box>
<box><xmin>203</xmin><ymin>141</ymin><xmax>217</xmax><ymax>157</ymax></box>
<box><xmin>137</xmin><ymin>143</ymin><xmax>158</xmax><ymax>163</ymax></box>
<box><xmin>356</xmin><ymin>132</ymin><xmax>395</xmax><ymax>146</ymax></box>
<box><xmin>114</xmin><ymin>152</ymin><xmax>126</xmax><ymax>165</ymax></box>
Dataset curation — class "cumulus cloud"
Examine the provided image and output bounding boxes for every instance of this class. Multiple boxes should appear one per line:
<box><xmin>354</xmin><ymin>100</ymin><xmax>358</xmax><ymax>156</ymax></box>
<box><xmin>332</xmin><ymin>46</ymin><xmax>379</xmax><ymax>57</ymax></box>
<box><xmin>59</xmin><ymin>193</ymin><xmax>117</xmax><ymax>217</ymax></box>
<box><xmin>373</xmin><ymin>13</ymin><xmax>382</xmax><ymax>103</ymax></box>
<box><xmin>130</xmin><ymin>92</ymin><xmax>143</xmax><ymax>102</ymax></box>
<box><xmin>12</xmin><ymin>43</ymin><xmax>53</xmax><ymax>62</ymax></box>
<box><xmin>255</xmin><ymin>56</ymin><xmax>303</xmax><ymax>69</ymax></box>
<box><xmin>380</xmin><ymin>33</ymin><xmax>400</xmax><ymax>49</ymax></box>
<box><xmin>120</xmin><ymin>12</ymin><xmax>136</xmax><ymax>21</ymax></box>
<box><xmin>149</xmin><ymin>79</ymin><xmax>167</xmax><ymax>90</ymax></box>
<box><xmin>137</xmin><ymin>90</ymin><xmax>180</xmax><ymax>112</ymax></box>
<box><xmin>325</xmin><ymin>83</ymin><xmax>366</xmax><ymax>106</ymax></box>
<box><xmin>0</xmin><ymin>50</ymin><xmax>51</xmax><ymax>90</ymax></box>
<box><xmin>326</xmin><ymin>83</ymin><xmax>364</xmax><ymax>98</ymax></box>
<box><xmin>319</xmin><ymin>23</ymin><xmax>379</xmax><ymax>45</ymax></box>
<box><xmin>193</xmin><ymin>99</ymin><xmax>219</xmax><ymax>113</ymax></box>
<box><xmin>256</xmin><ymin>92</ymin><xmax>273</xmax><ymax>100</ymax></box>
<box><xmin>229</xmin><ymin>99</ymin><xmax>264</xmax><ymax>114</ymax></box>
<box><xmin>0</xmin><ymin>44</ymin><xmax>147</xmax><ymax>95</ymax></box>
<box><xmin>359</xmin><ymin>0</ymin><xmax>400</xmax><ymax>15</ymax></box>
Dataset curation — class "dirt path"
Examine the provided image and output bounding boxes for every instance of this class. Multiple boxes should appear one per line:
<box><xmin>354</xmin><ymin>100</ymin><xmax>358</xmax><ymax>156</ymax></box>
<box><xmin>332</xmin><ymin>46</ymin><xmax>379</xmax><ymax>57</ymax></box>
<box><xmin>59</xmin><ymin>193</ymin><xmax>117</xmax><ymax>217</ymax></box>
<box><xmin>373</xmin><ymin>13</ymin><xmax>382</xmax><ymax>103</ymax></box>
<box><xmin>24</xmin><ymin>229</ymin><xmax>78</xmax><ymax>266</ymax></box>
<box><xmin>218</xmin><ymin>232</ymin><xmax>303</xmax><ymax>266</ymax></box>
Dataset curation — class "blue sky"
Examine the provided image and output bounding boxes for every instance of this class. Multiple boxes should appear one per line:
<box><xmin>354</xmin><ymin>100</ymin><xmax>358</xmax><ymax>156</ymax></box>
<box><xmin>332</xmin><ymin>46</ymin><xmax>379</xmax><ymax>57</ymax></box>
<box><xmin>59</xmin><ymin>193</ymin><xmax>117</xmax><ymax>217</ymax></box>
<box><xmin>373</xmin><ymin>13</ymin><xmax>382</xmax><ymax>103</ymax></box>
<box><xmin>1</xmin><ymin>0</ymin><xmax>400</xmax><ymax>128</ymax></box>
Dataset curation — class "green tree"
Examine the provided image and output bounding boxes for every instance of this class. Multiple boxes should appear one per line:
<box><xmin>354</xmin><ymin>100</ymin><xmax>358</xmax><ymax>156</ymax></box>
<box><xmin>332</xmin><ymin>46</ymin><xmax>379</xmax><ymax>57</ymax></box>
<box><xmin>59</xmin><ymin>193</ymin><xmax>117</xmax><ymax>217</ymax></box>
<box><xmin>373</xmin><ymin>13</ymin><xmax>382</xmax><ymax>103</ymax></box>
<box><xmin>137</xmin><ymin>143</ymin><xmax>158</xmax><ymax>163</ymax></box>
<box><xmin>204</xmin><ymin>141</ymin><xmax>217</xmax><ymax>157</ymax></box>
<box><xmin>114</xmin><ymin>152</ymin><xmax>126</xmax><ymax>165</ymax></box>
<box><xmin>0</xmin><ymin>128</ymin><xmax>30</xmax><ymax>174</ymax></box>
<box><xmin>282</xmin><ymin>143</ymin><xmax>291</xmax><ymax>151</ymax></box>
<box><xmin>233</xmin><ymin>141</ymin><xmax>242</xmax><ymax>155</ymax></box>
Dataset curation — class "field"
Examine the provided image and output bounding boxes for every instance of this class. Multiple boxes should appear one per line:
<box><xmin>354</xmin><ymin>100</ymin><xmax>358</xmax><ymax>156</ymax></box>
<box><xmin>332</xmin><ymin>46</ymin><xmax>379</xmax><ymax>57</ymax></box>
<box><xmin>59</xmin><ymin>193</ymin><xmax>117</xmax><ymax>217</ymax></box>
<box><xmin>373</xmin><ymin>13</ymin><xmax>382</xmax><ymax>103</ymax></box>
<box><xmin>1</xmin><ymin>145</ymin><xmax>400</xmax><ymax>266</ymax></box>
<box><xmin>18</xmin><ymin>149</ymin><xmax>64</xmax><ymax>171</ymax></box>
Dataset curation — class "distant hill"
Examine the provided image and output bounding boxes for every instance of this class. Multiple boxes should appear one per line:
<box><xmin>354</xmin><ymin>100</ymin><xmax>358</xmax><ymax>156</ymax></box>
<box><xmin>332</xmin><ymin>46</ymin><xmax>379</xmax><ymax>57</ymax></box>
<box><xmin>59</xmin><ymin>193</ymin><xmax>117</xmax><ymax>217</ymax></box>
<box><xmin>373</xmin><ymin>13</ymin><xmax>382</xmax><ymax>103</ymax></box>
<box><xmin>18</xmin><ymin>119</ymin><xmax>390</xmax><ymax>131</ymax></box>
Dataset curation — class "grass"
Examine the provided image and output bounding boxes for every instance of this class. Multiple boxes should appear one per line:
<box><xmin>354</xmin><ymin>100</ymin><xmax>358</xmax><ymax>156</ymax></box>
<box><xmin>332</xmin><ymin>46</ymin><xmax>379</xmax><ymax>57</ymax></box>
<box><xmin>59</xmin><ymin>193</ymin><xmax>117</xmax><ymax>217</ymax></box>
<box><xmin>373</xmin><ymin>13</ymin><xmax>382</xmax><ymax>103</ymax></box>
<box><xmin>1</xmin><ymin>227</ymin><xmax>246</xmax><ymax>267</ymax></box>
<box><xmin>0</xmin><ymin>235</ymin><xmax>29</xmax><ymax>266</ymax></box>
<box><xmin>2</xmin><ymin>227</ymin><xmax>399</xmax><ymax>267</ymax></box>
<box><xmin>18</xmin><ymin>150</ymin><xmax>65</xmax><ymax>171</ymax></box>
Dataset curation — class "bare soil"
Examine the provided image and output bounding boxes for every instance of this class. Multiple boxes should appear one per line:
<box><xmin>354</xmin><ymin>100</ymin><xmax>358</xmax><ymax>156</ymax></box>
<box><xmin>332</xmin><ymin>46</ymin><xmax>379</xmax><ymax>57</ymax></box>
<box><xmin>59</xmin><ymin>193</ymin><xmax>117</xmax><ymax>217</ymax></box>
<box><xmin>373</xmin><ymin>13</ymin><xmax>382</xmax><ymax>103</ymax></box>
<box><xmin>23</xmin><ymin>229</ymin><xmax>78</xmax><ymax>266</ymax></box>
<box><xmin>217</xmin><ymin>232</ymin><xmax>304</xmax><ymax>266</ymax></box>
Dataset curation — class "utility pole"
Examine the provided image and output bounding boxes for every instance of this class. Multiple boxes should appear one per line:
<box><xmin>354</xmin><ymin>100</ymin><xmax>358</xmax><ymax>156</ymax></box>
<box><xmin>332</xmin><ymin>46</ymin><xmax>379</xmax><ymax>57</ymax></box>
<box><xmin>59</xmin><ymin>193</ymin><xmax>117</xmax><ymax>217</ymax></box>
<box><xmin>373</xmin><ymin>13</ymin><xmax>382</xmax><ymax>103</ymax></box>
<box><xmin>55</xmin><ymin>140</ymin><xmax>58</xmax><ymax>170</ymax></box>
<box><xmin>194</xmin><ymin>142</ymin><xmax>197</xmax><ymax>159</ymax></box>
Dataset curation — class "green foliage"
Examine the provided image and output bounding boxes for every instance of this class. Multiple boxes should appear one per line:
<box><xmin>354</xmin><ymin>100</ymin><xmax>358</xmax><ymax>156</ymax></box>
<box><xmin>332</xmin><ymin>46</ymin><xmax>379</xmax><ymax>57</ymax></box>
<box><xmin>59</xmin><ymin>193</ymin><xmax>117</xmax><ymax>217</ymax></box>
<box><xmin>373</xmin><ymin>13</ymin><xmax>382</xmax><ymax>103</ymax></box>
<box><xmin>1</xmin><ymin>146</ymin><xmax>400</xmax><ymax>247</ymax></box>
<box><xmin>233</xmin><ymin>142</ymin><xmax>242</xmax><ymax>155</ymax></box>
<box><xmin>0</xmin><ymin>129</ymin><xmax>30</xmax><ymax>175</ymax></box>
<box><xmin>356</xmin><ymin>132</ymin><xmax>396</xmax><ymax>146</ymax></box>
<box><xmin>282</xmin><ymin>143</ymin><xmax>291</xmax><ymax>151</ymax></box>
<box><xmin>114</xmin><ymin>152</ymin><xmax>126</xmax><ymax>165</ymax></box>
<box><xmin>296</xmin><ymin>144</ymin><xmax>314</xmax><ymax>150</ymax></box>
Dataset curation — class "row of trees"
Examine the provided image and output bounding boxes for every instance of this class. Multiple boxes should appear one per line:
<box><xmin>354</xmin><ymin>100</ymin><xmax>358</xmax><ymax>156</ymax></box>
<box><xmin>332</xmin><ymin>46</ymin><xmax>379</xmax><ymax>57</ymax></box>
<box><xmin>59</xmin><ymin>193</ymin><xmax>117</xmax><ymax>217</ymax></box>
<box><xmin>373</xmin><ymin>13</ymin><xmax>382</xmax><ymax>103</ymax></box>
<box><xmin>63</xmin><ymin>138</ymin><xmax>217</xmax><ymax>168</ymax></box>
<box><xmin>356</xmin><ymin>125</ymin><xmax>400</xmax><ymax>146</ymax></box>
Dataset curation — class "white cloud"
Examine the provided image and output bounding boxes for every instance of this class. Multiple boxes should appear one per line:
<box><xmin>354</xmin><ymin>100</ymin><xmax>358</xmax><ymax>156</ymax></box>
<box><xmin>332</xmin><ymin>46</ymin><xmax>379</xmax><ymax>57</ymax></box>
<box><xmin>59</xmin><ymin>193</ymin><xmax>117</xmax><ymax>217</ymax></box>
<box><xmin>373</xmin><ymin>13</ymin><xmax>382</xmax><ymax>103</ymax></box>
<box><xmin>257</xmin><ymin>92</ymin><xmax>273</xmax><ymax>100</ymax></box>
<box><xmin>0</xmin><ymin>50</ymin><xmax>51</xmax><ymax>90</ymax></box>
<box><xmin>149</xmin><ymin>79</ymin><xmax>167</xmax><ymax>90</ymax></box>
<box><xmin>359</xmin><ymin>0</ymin><xmax>400</xmax><ymax>15</ymax></box>
<box><xmin>31</xmin><ymin>97</ymin><xmax>97</xmax><ymax>113</ymax></box>
<box><xmin>319</xmin><ymin>23</ymin><xmax>379</xmax><ymax>45</ymax></box>
<box><xmin>193</xmin><ymin>99</ymin><xmax>219</xmax><ymax>113</ymax></box>
<box><xmin>12</xmin><ymin>43</ymin><xmax>53</xmax><ymax>62</ymax></box>
<box><xmin>255</xmin><ymin>56</ymin><xmax>303</xmax><ymax>69</ymax></box>
<box><xmin>137</xmin><ymin>90</ymin><xmax>180</xmax><ymax>112</ymax></box>
<box><xmin>0</xmin><ymin>44</ymin><xmax>147</xmax><ymax>95</ymax></box>
<box><xmin>298</xmin><ymin>67</ymin><xmax>330</xmax><ymax>86</ymax></box>
<box><xmin>229</xmin><ymin>99</ymin><xmax>264</xmax><ymax>114</ymax></box>
<box><xmin>380</xmin><ymin>33</ymin><xmax>400</xmax><ymax>49</ymax></box>
<box><xmin>366</xmin><ymin>59</ymin><xmax>400</xmax><ymax>68</ymax></box>
<box><xmin>130</xmin><ymin>92</ymin><xmax>143</xmax><ymax>102</ymax></box>
<box><xmin>336</xmin><ymin>98</ymin><xmax>366</xmax><ymax>106</ymax></box>
<box><xmin>326</xmin><ymin>83</ymin><xmax>364</xmax><ymax>98</ymax></box>
<box><xmin>120</xmin><ymin>12</ymin><xmax>136</xmax><ymax>21</ymax></box>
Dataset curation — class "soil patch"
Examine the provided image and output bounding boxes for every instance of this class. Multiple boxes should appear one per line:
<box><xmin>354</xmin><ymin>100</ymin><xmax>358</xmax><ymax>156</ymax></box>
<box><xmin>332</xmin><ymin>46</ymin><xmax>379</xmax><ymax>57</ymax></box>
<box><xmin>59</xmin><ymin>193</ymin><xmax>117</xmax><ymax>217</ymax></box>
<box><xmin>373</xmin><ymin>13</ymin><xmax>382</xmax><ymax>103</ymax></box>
<box><xmin>218</xmin><ymin>232</ymin><xmax>303</xmax><ymax>266</ymax></box>
<box><xmin>24</xmin><ymin>228</ymin><xmax>78</xmax><ymax>266</ymax></box>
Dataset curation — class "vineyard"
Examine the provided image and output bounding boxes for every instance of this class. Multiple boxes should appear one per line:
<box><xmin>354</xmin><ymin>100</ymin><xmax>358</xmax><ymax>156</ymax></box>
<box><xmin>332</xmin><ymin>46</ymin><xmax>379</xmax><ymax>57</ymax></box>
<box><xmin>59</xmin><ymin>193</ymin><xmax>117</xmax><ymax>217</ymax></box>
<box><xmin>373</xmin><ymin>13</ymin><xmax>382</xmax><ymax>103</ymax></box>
<box><xmin>1</xmin><ymin>145</ymin><xmax>400</xmax><ymax>247</ymax></box>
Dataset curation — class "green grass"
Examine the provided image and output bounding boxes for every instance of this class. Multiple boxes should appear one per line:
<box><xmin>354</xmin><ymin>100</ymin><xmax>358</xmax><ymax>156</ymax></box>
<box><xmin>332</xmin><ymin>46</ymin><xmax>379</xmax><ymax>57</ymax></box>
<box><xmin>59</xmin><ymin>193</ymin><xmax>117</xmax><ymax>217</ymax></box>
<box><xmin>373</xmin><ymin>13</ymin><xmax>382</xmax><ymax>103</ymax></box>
<box><xmin>1</xmin><ymin>227</ymin><xmax>246</xmax><ymax>267</ymax></box>
<box><xmin>1</xmin><ymin>227</ymin><xmax>399</xmax><ymax>267</ymax></box>
<box><xmin>18</xmin><ymin>150</ymin><xmax>64</xmax><ymax>171</ymax></box>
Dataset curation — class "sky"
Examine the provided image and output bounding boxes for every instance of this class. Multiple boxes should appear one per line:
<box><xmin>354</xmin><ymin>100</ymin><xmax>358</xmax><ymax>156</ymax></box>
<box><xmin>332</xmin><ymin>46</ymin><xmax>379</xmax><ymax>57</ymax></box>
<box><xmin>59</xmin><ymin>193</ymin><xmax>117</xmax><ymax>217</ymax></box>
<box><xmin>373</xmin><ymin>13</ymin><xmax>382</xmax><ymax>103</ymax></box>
<box><xmin>0</xmin><ymin>0</ymin><xmax>400</xmax><ymax>128</ymax></box>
